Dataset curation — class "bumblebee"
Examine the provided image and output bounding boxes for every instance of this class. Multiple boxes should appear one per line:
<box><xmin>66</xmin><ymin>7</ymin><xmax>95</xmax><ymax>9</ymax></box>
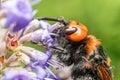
<box><xmin>38</xmin><ymin>17</ymin><xmax>113</xmax><ymax>80</ymax></box>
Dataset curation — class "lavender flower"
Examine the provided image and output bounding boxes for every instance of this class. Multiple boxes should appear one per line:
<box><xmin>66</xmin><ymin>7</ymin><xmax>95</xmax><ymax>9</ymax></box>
<box><xmin>3</xmin><ymin>68</ymin><xmax>37</xmax><ymax>80</ymax></box>
<box><xmin>32</xmin><ymin>66</ymin><xmax>47</xmax><ymax>80</ymax></box>
<box><xmin>19</xmin><ymin>46</ymin><xmax>50</xmax><ymax>66</ymax></box>
<box><xmin>30</xmin><ymin>49</ymin><xmax>50</xmax><ymax>67</ymax></box>
<box><xmin>1</xmin><ymin>0</ymin><xmax>33</xmax><ymax>32</ymax></box>
<box><xmin>19</xmin><ymin>20</ymin><xmax>60</xmax><ymax>46</ymax></box>
<box><xmin>31</xmin><ymin>29</ymin><xmax>54</xmax><ymax>47</ymax></box>
<box><xmin>30</xmin><ymin>21</ymin><xmax>60</xmax><ymax>47</ymax></box>
<box><xmin>45</xmin><ymin>49</ymin><xmax>52</xmax><ymax>58</ymax></box>
<box><xmin>18</xmin><ymin>46</ymin><xmax>58</xmax><ymax>79</ymax></box>
<box><xmin>18</xmin><ymin>21</ymin><xmax>61</xmax><ymax>79</ymax></box>
<box><xmin>0</xmin><ymin>0</ymin><xmax>64</xmax><ymax>80</ymax></box>
<box><xmin>30</xmin><ymin>21</ymin><xmax>53</xmax><ymax>45</ymax></box>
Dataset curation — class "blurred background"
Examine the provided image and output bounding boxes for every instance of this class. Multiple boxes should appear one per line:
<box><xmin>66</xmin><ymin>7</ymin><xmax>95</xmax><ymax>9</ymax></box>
<box><xmin>33</xmin><ymin>0</ymin><xmax>120</xmax><ymax>79</ymax></box>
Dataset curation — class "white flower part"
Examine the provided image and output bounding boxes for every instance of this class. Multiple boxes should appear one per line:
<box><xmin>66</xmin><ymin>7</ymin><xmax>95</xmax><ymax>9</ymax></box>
<box><xmin>17</xmin><ymin>52</ymin><xmax>30</xmax><ymax>64</ymax></box>
<box><xmin>48</xmin><ymin>22</ymin><xmax>61</xmax><ymax>32</ymax></box>
<box><xmin>32</xmin><ymin>10</ymin><xmax>38</xmax><ymax>16</ymax></box>
<box><xmin>5</xmin><ymin>52</ymin><xmax>18</xmax><ymax>64</ymax></box>
<box><xmin>19</xmin><ymin>33</ymin><xmax>33</xmax><ymax>43</ymax></box>
<box><xmin>39</xmin><ymin>21</ymin><xmax>51</xmax><ymax>29</ymax></box>
<box><xmin>0</xmin><ymin>18</ymin><xmax>6</xmax><ymax>28</ymax></box>
<box><xmin>18</xmin><ymin>46</ymin><xmax>35</xmax><ymax>56</ymax></box>
<box><xmin>3</xmin><ymin>68</ymin><xmax>37</xmax><ymax>80</ymax></box>
<box><xmin>0</xmin><ymin>9</ymin><xmax>7</xmax><ymax>27</ymax></box>
<box><xmin>24</xmin><ymin>19</ymin><xmax>40</xmax><ymax>35</ymax></box>
<box><xmin>18</xmin><ymin>46</ymin><xmax>48</xmax><ymax>62</ymax></box>
<box><xmin>29</xmin><ymin>0</ymin><xmax>42</xmax><ymax>6</ymax></box>
<box><xmin>31</xmin><ymin>29</ymin><xmax>43</xmax><ymax>42</ymax></box>
<box><xmin>18</xmin><ymin>46</ymin><xmax>46</xmax><ymax>58</ymax></box>
<box><xmin>4</xmin><ymin>68</ymin><xmax>20</xmax><ymax>79</ymax></box>
<box><xmin>0</xmin><ymin>29</ymin><xmax>7</xmax><ymax>55</ymax></box>
<box><xmin>0</xmin><ymin>74</ymin><xmax>4</xmax><ymax>80</ymax></box>
<box><xmin>30</xmin><ymin>19</ymin><xmax>40</xmax><ymax>27</ymax></box>
<box><xmin>30</xmin><ymin>49</ymin><xmax>47</xmax><ymax>61</ymax></box>
<box><xmin>0</xmin><ymin>9</ymin><xmax>6</xmax><ymax>19</ymax></box>
<box><xmin>0</xmin><ymin>29</ymin><xmax>7</xmax><ymax>40</ymax></box>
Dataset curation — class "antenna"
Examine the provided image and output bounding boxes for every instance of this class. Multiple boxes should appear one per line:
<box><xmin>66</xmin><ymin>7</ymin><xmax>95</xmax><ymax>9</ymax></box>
<box><xmin>37</xmin><ymin>17</ymin><xmax>69</xmax><ymax>25</ymax></box>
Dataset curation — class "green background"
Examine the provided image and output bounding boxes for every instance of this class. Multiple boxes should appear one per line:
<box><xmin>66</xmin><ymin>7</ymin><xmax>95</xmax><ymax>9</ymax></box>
<box><xmin>33</xmin><ymin>0</ymin><xmax>120</xmax><ymax>79</ymax></box>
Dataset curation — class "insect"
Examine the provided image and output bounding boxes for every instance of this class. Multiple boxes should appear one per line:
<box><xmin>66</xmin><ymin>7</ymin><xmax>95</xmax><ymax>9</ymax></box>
<box><xmin>37</xmin><ymin>17</ymin><xmax>113</xmax><ymax>80</ymax></box>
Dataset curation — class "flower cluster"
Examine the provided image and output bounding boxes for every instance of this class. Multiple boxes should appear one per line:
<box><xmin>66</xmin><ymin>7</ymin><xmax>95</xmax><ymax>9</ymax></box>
<box><xmin>0</xmin><ymin>0</ymin><xmax>65</xmax><ymax>80</ymax></box>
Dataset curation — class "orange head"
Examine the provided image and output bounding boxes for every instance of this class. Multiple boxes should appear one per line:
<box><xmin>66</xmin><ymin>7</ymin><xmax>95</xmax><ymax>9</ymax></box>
<box><xmin>65</xmin><ymin>21</ymin><xmax>88</xmax><ymax>42</ymax></box>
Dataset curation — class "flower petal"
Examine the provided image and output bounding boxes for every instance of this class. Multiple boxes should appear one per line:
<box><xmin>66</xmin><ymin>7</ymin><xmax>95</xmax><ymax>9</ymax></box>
<box><xmin>2</xmin><ymin>0</ymin><xmax>33</xmax><ymax>32</ymax></box>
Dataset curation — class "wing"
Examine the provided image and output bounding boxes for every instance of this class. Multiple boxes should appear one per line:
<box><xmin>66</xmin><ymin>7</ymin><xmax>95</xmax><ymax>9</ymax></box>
<box><xmin>95</xmin><ymin>46</ymin><xmax>113</xmax><ymax>80</ymax></box>
<box><xmin>97</xmin><ymin>64</ymin><xmax>112</xmax><ymax>80</ymax></box>
<box><xmin>85</xmin><ymin>35</ymin><xmax>113</xmax><ymax>80</ymax></box>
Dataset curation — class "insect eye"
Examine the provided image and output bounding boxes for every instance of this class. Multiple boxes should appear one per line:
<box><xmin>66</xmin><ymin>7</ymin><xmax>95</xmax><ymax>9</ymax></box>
<box><xmin>64</xmin><ymin>21</ymin><xmax>88</xmax><ymax>42</ymax></box>
<box><xmin>65</xmin><ymin>27</ymin><xmax>77</xmax><ymax>35</ymax></box>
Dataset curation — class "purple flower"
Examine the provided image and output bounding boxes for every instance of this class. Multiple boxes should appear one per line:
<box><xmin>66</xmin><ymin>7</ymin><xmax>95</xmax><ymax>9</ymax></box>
<box><xmin>31</xmin><ymin>29</ymin><xmax>53</xmax><ymax>47</ymax></box>
<box><xmin>19</xmin><ymin>46</ymin><xmax>50</xmax><ymax>66</ymax></box>
<box><xmin>31</xmin><ymin>21</ymin><xmax>52</xmax><ymax>44</ymax></box>
<box><xmin>48</xmin><ymin>22</ymin><xmax>60</xmax><ymax>32</ymax></box>
<box><xmin>2</xmin><ymin>0</ymin><xmax>33</xmax><ymax>32</ymax></box>
<box><xmin>39</xmin><ymin>21</ymin><xmax>60</xmax><ymax>32</ymax></box>
<box><xmin>3</xmin><ymin>68</ymin><xmax>37</xmax><ymax>80</ymax></box>
<box><xmin>31</xmin><ymin>21</ymin><xmax>60</xmax><ymax>47</ymax></box>
<box><xmin>45</xmin><ymin>49</ymin><xmax>52</xmax><ymax>58</ymax></box>
<box><xmin>30</xmin><ymin>50</ymin><xmax>50</xmax><ymax>67</ymax></box>
<box><xmin>32</xmin><ymin>66</ymin><xmax>47</xmax><ymax>80</ymax></box>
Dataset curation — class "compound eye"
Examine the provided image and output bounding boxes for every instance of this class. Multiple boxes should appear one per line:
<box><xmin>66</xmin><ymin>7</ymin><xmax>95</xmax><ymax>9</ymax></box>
<box><xmin>65</xmin><ymin>21</ymin><xmax>88</xmax><ymax>42</ymax></box>
<box><xmin>65</xmin><ymin>27</ymin><xmax>77</xmax><ymax>35</ymax></box>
